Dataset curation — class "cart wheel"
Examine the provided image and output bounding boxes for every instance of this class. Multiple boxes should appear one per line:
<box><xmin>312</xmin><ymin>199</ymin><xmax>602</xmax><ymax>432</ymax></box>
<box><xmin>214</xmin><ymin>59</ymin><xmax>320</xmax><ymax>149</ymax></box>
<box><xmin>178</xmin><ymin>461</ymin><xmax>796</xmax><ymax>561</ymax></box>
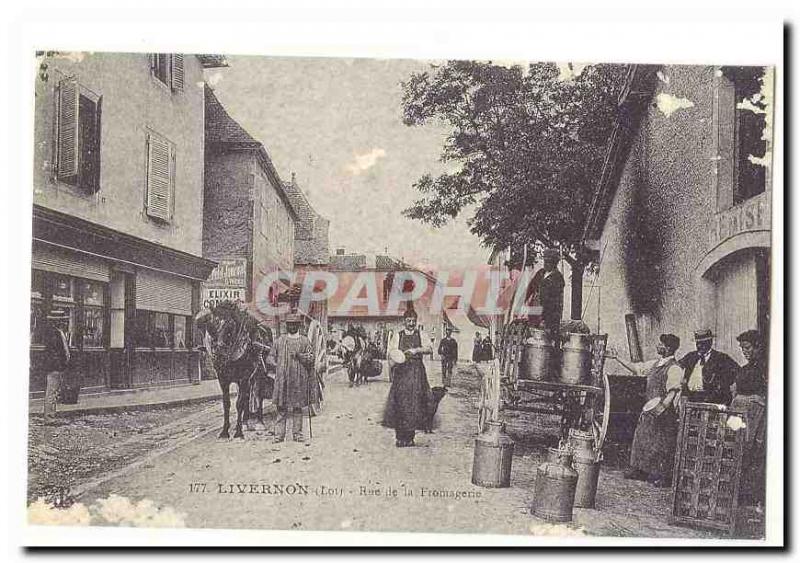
<box><xmin>590</xmin><ymin>368</ymin><xmax>612</xmax><ymax>457</ymax></box>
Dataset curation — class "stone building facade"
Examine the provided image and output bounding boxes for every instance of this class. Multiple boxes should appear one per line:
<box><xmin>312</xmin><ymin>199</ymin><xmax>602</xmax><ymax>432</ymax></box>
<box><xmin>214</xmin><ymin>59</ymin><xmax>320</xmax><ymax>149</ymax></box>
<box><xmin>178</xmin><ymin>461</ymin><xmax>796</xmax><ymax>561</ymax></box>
<box><xmin>30</xmin><ymin>52</ymin><xmax>223</xmax><ymax>395</ymax></box>
<box><xmin>283</xmin><ymin>175</ymin><xmax>330</xmax><ymax>327</ymax></box>
<box><xmin>583</xmin><ymin>64</ymin><xmax>773</xmax><ymax>366</ymax></box>
<box><xmin>202</xmin><ymin>85</ymin><xmax>297</xmax><ymax>322</ymax></box>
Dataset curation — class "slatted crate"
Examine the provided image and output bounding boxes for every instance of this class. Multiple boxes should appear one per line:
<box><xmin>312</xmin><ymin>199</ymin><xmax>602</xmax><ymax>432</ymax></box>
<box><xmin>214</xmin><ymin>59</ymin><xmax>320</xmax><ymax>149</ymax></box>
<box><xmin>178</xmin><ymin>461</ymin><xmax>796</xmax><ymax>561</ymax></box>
<box><xmin>671</xmin><ymin>401</ymin><xmax>746</xmax><ymax>535</ymax></box>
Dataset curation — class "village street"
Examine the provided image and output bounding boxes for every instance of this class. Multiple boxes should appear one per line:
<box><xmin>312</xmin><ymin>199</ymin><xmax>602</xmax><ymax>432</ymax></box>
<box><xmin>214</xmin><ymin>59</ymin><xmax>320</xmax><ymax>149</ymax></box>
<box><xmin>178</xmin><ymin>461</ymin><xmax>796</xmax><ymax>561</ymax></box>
<box><xmin>27</xmin><ymin>360</ymin><xmax>742</xmax><ymax>539</ymax></box>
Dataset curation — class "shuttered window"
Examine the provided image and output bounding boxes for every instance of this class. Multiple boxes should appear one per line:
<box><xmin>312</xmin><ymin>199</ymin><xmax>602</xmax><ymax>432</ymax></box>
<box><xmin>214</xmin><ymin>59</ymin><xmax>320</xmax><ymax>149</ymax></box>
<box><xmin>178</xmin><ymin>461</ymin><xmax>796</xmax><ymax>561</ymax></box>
<box><xmin>150</xmin><ymin>53</ymin><xmax>184</xmax><ymax>93</ymax></box>
<box><xmin>136</xmin><ymin>268</ymin><xmax>192</xmax><ymax>316</ymax></box>
<box><xmin>57</xmin><ymin>78</ymin><xmax>79</xmax><ymax>179</ymax></box>
<box><xmin>56</xmin><ymin>77</ymin><xmax>101</xmax><ymax>193</ymax></box>
<box><xmin>170</xmin><ymin>54</ymin><xmax>184</xmax><ymax>92</ymax></box>
<box><xmin>145</xmin><ymin>131</ymin><xmax>175</xmax><ymax>222</ymax></box>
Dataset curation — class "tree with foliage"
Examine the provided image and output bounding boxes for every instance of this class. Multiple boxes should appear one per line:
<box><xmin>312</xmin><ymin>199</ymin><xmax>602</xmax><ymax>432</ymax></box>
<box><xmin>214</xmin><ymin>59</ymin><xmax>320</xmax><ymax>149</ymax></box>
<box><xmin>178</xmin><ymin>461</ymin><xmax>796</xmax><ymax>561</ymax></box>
<box><xmin>401</xmin><ymin>61</ymin><xmax>626</xmax><ymax>318</ymax></box>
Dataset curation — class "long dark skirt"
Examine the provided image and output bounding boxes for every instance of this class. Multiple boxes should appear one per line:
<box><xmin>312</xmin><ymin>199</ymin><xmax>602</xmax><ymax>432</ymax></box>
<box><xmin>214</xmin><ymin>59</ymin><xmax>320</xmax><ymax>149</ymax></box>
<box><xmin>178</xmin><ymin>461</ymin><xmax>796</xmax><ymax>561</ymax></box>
<box><xmin>383</xmin><ymin>360</ymin><xmax>432</xmax><ymax>433</ymax></box>
<box><xmin>629</xmin><ymin>411</ymin><xmax>678</xmax><ymax>477</ymax></box>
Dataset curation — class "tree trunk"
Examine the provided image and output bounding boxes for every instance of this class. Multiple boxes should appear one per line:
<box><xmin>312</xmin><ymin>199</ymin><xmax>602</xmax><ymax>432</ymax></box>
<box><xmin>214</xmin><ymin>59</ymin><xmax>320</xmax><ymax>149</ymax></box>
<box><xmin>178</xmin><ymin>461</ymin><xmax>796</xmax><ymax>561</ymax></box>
<box><xmin>570</xmin><ymin>260</ymin><xmax>584</xmax><ymax>320</ymax></box>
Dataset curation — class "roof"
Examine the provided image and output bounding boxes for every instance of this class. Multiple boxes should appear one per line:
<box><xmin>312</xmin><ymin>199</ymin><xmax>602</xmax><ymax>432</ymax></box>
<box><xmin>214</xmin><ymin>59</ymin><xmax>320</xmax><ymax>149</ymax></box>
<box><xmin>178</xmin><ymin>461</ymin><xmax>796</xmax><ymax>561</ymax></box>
<box><xmin>204</xmin><ymin>86</ymin><xmax>298</xmax><ymax>221</ymax></box>
<box><xmin>204</xmin><ymin>85</ymin><xmax>260</xmax><ymax>145</ymax></box>
<box><xmin>582</xmin><ymin>64</ymin><xmax>661</xmax><ymax>242</ymax></box>
<box><xmin>283</xmin><ymin>178</ymin><xmax>330</xmax><ymax>266</ymax></box>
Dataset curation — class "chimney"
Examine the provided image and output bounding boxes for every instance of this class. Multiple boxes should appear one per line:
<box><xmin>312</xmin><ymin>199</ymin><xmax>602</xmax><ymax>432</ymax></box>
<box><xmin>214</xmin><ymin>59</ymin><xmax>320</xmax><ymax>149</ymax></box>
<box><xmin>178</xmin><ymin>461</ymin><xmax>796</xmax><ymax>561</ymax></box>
<box><xmin>291</xmin><ymin>172</ymin><xmax>296</xmax><ymax>185</ymax></box>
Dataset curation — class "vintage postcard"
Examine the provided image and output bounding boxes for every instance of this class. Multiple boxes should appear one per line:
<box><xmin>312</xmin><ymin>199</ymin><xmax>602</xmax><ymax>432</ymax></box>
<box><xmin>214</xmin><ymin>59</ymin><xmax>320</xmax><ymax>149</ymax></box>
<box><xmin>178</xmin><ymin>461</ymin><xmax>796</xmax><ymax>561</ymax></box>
<box><xmin>20</xmin><ymin>36</ymin><xmax>782</xmax><ymax>546</ymax></box>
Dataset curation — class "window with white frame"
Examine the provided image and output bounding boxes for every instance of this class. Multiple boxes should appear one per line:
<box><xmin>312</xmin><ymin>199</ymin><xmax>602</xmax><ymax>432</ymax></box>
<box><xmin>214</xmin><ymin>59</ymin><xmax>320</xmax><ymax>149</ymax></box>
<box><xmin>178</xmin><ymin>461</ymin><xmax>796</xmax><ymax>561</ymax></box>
<box><xmin>55</xmin><ymin>77</ymin><xmax>102</xmax><ymax>193</ymax></box>
<box><xmin>145</xmin><ymin>130</ymin><xmax>176</xmax><ymax>222</ymax></box>
<box><xmin>150</xmin><ymin>54</ymin><xmax>185</xmax><ymax>92</ymax></box>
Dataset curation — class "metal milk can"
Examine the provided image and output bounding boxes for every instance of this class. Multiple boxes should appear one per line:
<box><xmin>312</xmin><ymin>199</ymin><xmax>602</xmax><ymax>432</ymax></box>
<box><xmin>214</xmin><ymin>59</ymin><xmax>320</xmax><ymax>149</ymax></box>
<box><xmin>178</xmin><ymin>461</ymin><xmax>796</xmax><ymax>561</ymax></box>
<box><xmin>521</xmin><ymin>328</ymin><xmax>554</xmax><ymax>381</ymax></box>
<box><xmin>531</xmin><ymin>446</ymin><xmax>579</xmax><ymax>522</ymax></box>
<box><xmin>471</xmin><ymin>420</ymin><xmax>515</xmax><ymax>488</ymax></box>
<box><xmin>569</xmin><ymin>429</ymin><xmax>602</xmax><ymax>509</ymax></box>
<box><xmin>559</xmin><ymin>332</ymin><xmax>592</xmax><ymax>385</ymax></box>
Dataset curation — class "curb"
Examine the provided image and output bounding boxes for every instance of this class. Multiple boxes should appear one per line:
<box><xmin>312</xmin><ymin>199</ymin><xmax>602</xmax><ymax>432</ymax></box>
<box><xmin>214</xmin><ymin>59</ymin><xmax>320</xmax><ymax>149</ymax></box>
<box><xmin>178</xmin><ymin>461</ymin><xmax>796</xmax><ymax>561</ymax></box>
<box><xmin>30</xmin><ymin>391</ymin><xmax>225</xmax><ymax>419</ymax></box>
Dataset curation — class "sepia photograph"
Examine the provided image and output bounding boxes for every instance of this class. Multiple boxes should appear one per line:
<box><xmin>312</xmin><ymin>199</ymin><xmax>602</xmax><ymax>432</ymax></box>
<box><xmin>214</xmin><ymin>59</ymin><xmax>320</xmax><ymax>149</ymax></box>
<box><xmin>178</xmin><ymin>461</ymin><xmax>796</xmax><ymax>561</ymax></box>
<box><xmin>9</xmin><ymin>11</ymin><xmax>785</xmax><ymax>549</ymax></box>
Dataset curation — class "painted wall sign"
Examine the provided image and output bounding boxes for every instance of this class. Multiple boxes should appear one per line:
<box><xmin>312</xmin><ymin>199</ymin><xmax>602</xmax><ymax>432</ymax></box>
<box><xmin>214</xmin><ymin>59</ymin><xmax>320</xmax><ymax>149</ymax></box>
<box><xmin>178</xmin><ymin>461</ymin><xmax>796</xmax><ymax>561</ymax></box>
<box><xmin>709</xmin><ymin>191</ymin><xmax>770</xmax><ymax>248</ymax></box>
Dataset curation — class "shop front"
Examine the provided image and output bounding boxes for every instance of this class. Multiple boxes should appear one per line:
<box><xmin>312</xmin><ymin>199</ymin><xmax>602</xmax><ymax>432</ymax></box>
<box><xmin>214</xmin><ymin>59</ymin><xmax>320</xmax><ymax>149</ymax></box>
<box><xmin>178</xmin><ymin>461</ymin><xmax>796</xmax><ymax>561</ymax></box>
<box><xmin>30</xmin><ymin>205</ymin><xmax>216</xmax><ymax>397</ymax></box>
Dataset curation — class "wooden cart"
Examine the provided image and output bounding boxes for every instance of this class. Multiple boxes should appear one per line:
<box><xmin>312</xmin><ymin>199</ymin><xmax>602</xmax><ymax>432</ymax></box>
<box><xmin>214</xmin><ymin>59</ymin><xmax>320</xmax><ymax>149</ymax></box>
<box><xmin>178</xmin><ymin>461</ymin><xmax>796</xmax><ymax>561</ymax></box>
<box><xmin>489</xmin><ymin>320</ymin><xmax>611</xmax><ymax>456</ymax></box>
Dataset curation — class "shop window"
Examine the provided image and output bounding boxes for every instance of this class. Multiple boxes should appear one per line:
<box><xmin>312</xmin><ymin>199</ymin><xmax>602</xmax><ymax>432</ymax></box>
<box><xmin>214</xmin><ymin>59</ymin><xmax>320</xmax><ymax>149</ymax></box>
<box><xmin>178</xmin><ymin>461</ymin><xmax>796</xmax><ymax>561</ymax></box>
<box><xmin>145</xmin><ymin>131</ymin><xmax>176</xmax><ymax>222</ymax></box>
<box><xmin>81</xmin><ymin>280</ymin><xmax>106</xmax><ymax>348</ymax></box>
<box><xmin>174</xmin><ymin>316</ymin><xmax>187</xmax><ymax>349</ymax></box>
<box><xmin>29</xmin><ymin>270</ymin><xmax>110</xmax><ymax>350</ymax></box>
<box><xmin>50</xmin><ymin>274</ymin><xmax>76</xmax><ymax>347</ymax></box>
<box><xmin>150</xmin><ymin>54</ymin><xmax>184</xmax><ymax>92</ymax></box>
<box><xmin>134</xmin><ymin>310</ymin><xmax>184</xmax><ymax>349</ymax></box>
<box><xmin>56</xmin><ymin>77</ymin><xmax>101</xmax><ymax>194</ymax></box>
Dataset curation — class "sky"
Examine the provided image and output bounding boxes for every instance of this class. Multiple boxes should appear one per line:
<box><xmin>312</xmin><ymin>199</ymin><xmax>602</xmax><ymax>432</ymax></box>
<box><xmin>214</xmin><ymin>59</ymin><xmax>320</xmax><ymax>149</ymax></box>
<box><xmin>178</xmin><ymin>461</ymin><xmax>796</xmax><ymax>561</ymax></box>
<box><xmin>206</xmin><ymin>55</ymin><xmax>489</xmax><ymax>271</ymax></box>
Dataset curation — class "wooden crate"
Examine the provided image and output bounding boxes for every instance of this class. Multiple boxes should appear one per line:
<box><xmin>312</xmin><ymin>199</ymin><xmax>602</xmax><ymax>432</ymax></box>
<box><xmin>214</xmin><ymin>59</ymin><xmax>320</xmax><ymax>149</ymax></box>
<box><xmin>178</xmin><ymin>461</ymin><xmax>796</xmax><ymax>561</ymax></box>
<box><xmin>671</xmin><ymin>401</ymin><xmax>746</xmax><ymax>535</ymax></box>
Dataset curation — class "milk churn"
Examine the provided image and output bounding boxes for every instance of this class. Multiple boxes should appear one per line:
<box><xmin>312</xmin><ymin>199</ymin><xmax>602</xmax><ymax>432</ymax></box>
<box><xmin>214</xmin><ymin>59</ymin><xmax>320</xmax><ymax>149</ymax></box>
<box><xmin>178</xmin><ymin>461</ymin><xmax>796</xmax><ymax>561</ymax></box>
<box><xmin>471</xmin><ymin>420</ymin><xmax>515</xmax><ymax>488</ymax></box>
<box><xmin>569</xmin><ymin>429</ymin><xmax>601</xmax><ymax>509</ymax></box>
<box><xmin>559</xmin><ymin>332</ymin><xmax>592</xmax><ymax>385</ymax></box>
<box><xmin>521</xmin><ymin>328</ymin><xmax>554</xmax><ymax>381</ymax></box>
<box><xmin>531</xmin><ymin>446</ymin><xmax>579</xmax><ymax>522</ymax></box>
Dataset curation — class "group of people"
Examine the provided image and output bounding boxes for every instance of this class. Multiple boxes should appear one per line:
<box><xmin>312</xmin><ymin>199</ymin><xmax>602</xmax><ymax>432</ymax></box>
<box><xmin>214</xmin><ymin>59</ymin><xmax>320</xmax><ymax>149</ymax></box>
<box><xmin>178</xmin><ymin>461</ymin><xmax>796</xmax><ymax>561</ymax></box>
<box><xmin>609</xmin><ymin>328</ymin><xmax>767</xmax><ymax>505</ymax></box>
<box><xmin>471</xmin><ymin>333</ymin><xmax>494</xmax><ymax>363</ymax></box>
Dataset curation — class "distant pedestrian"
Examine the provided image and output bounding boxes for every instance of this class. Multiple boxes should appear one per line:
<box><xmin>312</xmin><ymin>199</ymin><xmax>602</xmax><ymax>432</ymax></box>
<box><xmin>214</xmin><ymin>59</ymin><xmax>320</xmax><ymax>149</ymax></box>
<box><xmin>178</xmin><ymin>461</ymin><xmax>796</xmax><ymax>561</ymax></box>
<box><xmin>472</xmin><ymin>332</ymin><xmax>483</xmax><ymax>363</ymax></box>
<box><xmin>268</xmin><ymin>313</ymin><xmax>316</xmax><ymax>443</ymax></box>
<box><xmin>679</xmin><ymin>329</ymin><xmax>738</xmax><ymax>406</ymax></box>
<box><xmin>383</xmin><ymin>306</ymin><xmax>433</xmax><ymax>447</ymax></box>
<box><xmin>38</xmin><ymin>307</ymin><xmax>71</xmax><ymax>421</ymax></box>
<box><xmin>437</xmin><ymin>327</ymin><xmax>458</xmax><ymax>387</ymax></box>
<box><xmin>482</xmin><ymin>335</ymin><xmax>493</xmax><ymax>362</ymax></box>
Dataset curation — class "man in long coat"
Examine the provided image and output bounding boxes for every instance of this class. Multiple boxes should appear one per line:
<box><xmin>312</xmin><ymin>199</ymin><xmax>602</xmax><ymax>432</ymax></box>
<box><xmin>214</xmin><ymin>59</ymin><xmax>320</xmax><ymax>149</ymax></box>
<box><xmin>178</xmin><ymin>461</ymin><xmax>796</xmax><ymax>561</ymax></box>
<box><xmin>268</xmin><ymin>313</ymin><xmax>315</xmax><ymax>442</ymax></box>
<box><xmin>538</xmin><ymin>249</ymin><xmax>565</xmax><ymax>339</ymax></box>
<box><xmin>437</xmin><ymin>327</ymin><xmax>458</xmax><ymax>387</ymax></box>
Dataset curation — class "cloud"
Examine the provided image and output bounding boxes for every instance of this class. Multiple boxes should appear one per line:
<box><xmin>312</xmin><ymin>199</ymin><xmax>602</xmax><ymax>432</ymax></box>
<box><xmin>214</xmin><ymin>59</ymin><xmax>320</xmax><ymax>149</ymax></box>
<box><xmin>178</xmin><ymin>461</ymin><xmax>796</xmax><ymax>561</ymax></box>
<box><xmin>345</xmin><ymin>148</ymin><xmax>386</xmax><ymax>175</ymax></box>
<box><xmin>655</xmin><ymin>93</ymin><xmax>695</xmax><ymax>118</ymax></box>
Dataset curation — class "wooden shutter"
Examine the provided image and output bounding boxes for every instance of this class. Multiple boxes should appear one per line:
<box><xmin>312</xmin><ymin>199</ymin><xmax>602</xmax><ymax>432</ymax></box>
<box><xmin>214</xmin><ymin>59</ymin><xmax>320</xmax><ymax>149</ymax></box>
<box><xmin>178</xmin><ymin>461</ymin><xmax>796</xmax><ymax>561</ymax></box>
<box><xmin>170</xmin><ymin>54</ymin><xmax>184</xmax><ymax>92</ymax></box>
<box><xmin>32</xmin><ymin>242</ymin><xmax>110</xmax><ymax>282</ymax></box>
<box><xmin>91</xmin><ymin>96</ymin><xmax>102</xmax><ymax>192</ymax></box>
<box><xmin>57</xmin><ymin>78</ymin><xmax>79</xmax><ymax>180</ymax></box>
<box><xmin>146</xmin><ymin>132</ymin><xmax>173</xmax><ymax>221</ymax></box>
<box><xmin>136</xmin><ymin>268</ymin><xmax>192</xmax><ymax>315</ymax></box>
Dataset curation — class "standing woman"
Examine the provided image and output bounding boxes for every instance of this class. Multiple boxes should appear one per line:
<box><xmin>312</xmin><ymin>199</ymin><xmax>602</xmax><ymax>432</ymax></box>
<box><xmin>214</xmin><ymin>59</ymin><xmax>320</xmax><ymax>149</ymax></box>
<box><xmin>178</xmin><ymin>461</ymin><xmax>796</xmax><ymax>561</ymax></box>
<box><xmin>482</xmin><ymin>334</ymin><xmax>494</xmax><ymax>362</ymax></box>
<box><xmin>608</xmin><ymin>333</ymin><xmax>684</xmax><ymax>487</ymax></box>
<box><xmin>383</xmin><ymin>307</ymin><xmax>433</xmax><ymax>447</ymax></box>
<box><xmin>472</xmin><ymin>332</ymin><xmax>483</xmax><ymax>363</ymax></box>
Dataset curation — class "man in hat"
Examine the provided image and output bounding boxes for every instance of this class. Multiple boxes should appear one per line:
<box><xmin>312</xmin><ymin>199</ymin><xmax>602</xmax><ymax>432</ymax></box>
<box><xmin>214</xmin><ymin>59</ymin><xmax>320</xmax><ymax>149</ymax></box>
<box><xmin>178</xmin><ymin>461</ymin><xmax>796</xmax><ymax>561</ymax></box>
<box><xmin>538</xmin><ymin>249</ymin><xmax>565</xmax><ymax>339</ymax></box>
<box><xmin>37</xmin><ymin>306</ymin><xmax>71</xmax><ymax>420</ymax></box>
<box><xmin>437</xmin><ymin>326</ymin><xmax>458</xmax><ymax>388</ymax></box>
<box><xmin>678</xmin><ymin>329</ymin><xmax>738</xmax><ymax>406</ymax></box>
<box><xmin>609</xmin><ymin>333</ymin><xmax>684</xmax><ymax>487</ymax></box>
<box><xmin>267</xmin><ymin>312</ymin><xmax>316</xmax><ymax>443</ymax></box>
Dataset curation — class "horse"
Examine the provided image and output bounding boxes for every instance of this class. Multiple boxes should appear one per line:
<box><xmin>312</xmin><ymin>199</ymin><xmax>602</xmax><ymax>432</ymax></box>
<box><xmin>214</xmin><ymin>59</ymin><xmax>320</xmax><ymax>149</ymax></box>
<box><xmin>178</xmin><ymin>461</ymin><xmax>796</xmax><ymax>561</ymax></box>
<box><xmin>197</xmin><ymin>301</ymin><xmax>272</xmax><ymax>439</ymax></box>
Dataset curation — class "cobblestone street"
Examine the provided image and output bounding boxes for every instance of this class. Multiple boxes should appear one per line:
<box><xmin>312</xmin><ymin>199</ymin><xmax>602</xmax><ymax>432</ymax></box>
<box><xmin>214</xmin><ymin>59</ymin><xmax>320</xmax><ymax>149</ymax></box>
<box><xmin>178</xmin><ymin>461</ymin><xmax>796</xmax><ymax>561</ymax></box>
<box><xmin>28</xmin><ymin>361</ymin><xmax>764</xmax><ymax>539</ymax></box>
